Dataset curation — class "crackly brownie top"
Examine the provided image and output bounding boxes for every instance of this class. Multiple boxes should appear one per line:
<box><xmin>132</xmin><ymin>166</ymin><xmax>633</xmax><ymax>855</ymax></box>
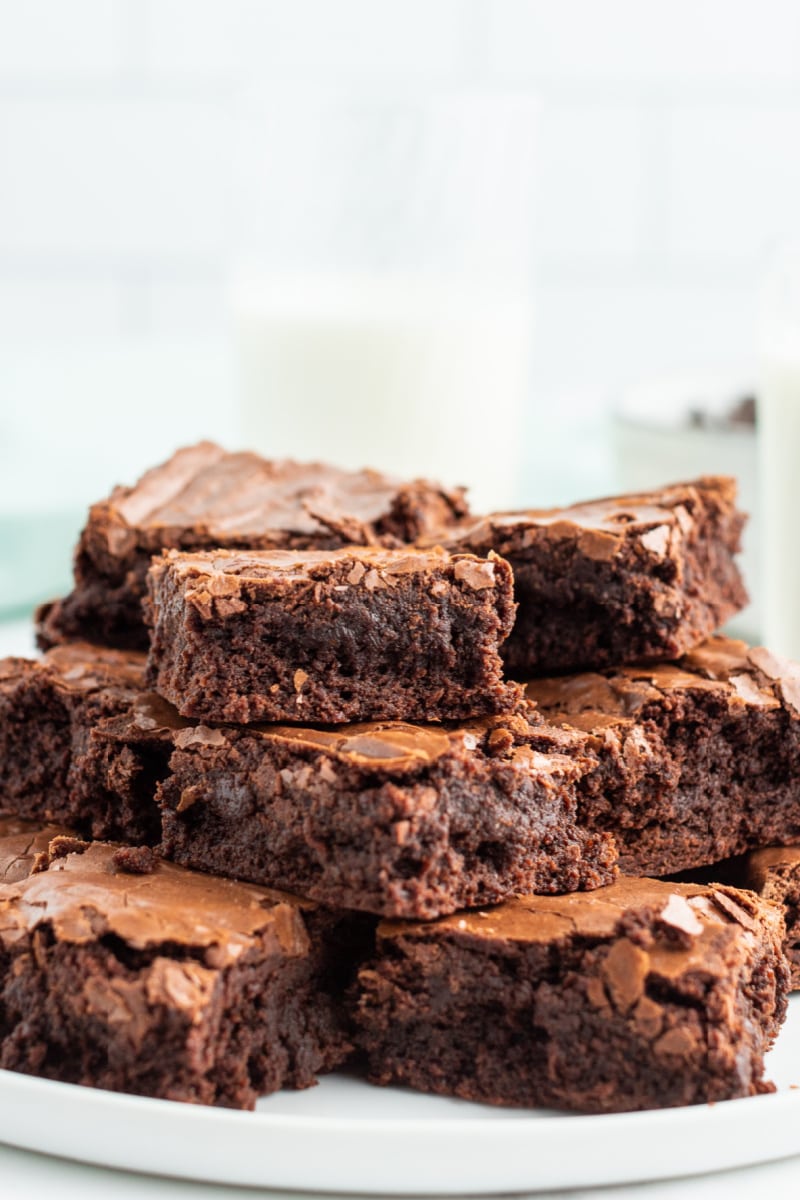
<box><xmin>380</xmin><ymin>876</ymin><xmax>771</xmax><ymax>967</ymax></box>
<box><xmin>0</xmin><ymin>819</ymin><xmax>68</xmax><ymax>883</ymax></box>
<box><xmin>150</xmin><ymin>545</ymin><xmax>503</xmax><ymax>593</ymax></box>
<box><xmin>0</xmin><ymin>643</ymin><xmax>146</xmax><ymax>697</ymax></box>
<box><xmin>445</xmin><ymin>476</ymin><xmax>740</xmax><ymax>563</ymax></box>
<box><xmin>0</xmin><ymin>841</ymin><xmax>308</xmax><ymax>962</ymax></box>
<box><xmin>525</xmin><ymin>636</ymin><xmax>800</xmax><ymax>733</ymax></box>
<box><xmin>121</xmin><ymin>693</ymin><xmax>579</xmax><ymax>776</ymax></box>
<box><xmin>92</xmin><ymin>441</ymin><xmax>467</xmax><ymax>556</ymax></box>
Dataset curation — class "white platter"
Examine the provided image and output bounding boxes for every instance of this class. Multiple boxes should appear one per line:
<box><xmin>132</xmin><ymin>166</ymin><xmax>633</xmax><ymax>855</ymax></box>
<box><xmin>0</xmin><ymin>994</ymin><xmax>798</xmax><ymax>1195</ymax></box>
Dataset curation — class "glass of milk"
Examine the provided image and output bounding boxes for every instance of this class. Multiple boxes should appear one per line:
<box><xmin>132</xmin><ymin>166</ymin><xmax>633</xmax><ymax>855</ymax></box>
<box><xmin>758</xmin><ymin>240</ymin><xmax>800</xmax><ymax>658</ymax></box>
<box><xmin>230</xmin><ymin>86</ymin><xmax>538</xmax><ymax>512</ymax></box>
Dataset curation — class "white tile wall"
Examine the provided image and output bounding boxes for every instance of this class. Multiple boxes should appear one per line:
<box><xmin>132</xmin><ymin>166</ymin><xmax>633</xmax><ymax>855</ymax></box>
<box><xmin>536</xmin><ymin>100</ymin><xmax>647</xmax><ymax>261</ymax></box>
<box><xmin>0</xmin><ymin>0</ymin><xmax>798</xmax><ymax>406</ymax></box>
<box><xmin>667</xmin><ymin>103</ymin><xmax>800</xmax><ymax>264</ymax></box>
<box><xmin>0</xmin><ymin>0</ymin><xmax>123</xmax><ymax>81</ymax></box>
<box><xmin>486</xmin><ymin>0</ymin><xmax>800</xmax><ymax>86</ymax></box>
<box><xmin>0</xmin><ymin>96</ymin><xmax>231</xmax><ymax>259</ymax></box>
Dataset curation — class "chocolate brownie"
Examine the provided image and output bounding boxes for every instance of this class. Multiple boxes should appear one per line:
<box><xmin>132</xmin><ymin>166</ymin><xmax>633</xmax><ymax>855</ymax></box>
<box><xmin>145</xmin><ymin>546</ymin><xmax>519</xmax><ymax>724</ymax></box>
<box><xmin>680</xmin><ymin>847</ymin><xmax>800</xmax><ymax>991</ymax></box>
<box><xmin>0</xmin><ymin>644</ymin><xmax>156</xmax><ymax>842</ymax></box>
<box><xmin>0</xmin><ymin>818</ymin><xmax>68</xmax><ymax>882</ymax></box>
<box><xmin>1</xmin><ymin>646</ymin><xmax>614</xmax><ymax>915</ymax></box>
<box><xmin>443</xmin><ymin>477</ymin><xmax>746</xmax><ymax>675</ymax></box>
<box><xmin>356</xmin><ymin>877</ymin><xmax>788</xmax><ymax>1113</ymax></box>
<box><xmin>99</xmin><ymin>700</ymin><xmax>611</xmax><ymax>918</ymax></box>
<box><xmin>525</xmin><ymin>636</ymin><xmax>800</xmax><ymax>877</ymax></box>
<box><xmin>37</xmin><ymin>441</ymin><xmax>468</xmax><ymax>650</ymax></box>
<box><xmin>0</xmin><ymin>840</ymin><xmax>355</xmax><ymax>1108</ymax></box>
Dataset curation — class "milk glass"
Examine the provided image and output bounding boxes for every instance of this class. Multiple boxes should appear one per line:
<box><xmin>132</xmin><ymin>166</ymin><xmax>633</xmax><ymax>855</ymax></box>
<box><xmin>231</xmin><ymin>86</ymin><xmax>538</xmax><ymax>512</ymax></box>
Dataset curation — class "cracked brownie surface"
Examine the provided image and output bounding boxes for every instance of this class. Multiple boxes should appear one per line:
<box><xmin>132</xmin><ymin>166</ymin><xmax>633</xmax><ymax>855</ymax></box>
<box><xmin>145</xmin><ymin>545</ymin><xmax>520</xmax><ymax>724</ymax></box>
<box><xmin>0</xmin><ymin>839</ymin><xmax>356</xmax><ymax>1107</ymax></box>
<box><xmin>356</xmin><ymin>875</ymin><xmax>788</xmax><ymax>1112</ymax></box>
<box><xmin>444</xmin><ymin>476</ymin><xmax>747</xmax><ymax>675</ymax></box>
<box><xmin>525</xmin><ymin>636</ymin><xmax>800</xmax><ymax>876</ymax></box>
<box><xmin>37</xmin><ymin>441</ymin><xmax>469</xmax><ymax>651</ymax></box>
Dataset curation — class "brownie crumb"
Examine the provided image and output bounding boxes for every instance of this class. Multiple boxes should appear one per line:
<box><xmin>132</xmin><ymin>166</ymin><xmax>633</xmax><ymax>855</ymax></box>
<box><xmin>111</xmin><ymin>844</ymin><xmax>157</xmax><ymax>874</ymax></box>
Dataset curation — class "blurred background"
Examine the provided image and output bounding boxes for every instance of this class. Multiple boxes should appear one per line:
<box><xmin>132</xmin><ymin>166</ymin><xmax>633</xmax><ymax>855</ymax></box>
<box><xmin>1</xmin><ymin>0</ymin><xmax>800</xmax><ymax>645</ymax></box>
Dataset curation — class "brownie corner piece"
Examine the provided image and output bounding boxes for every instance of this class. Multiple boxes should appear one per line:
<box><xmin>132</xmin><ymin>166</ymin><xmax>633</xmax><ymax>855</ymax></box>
<box><xmin>0</xmin><ymin>841</ymin><xmax>354</xmax><ymax>1107</ymax></box>
<box><xmin>451</xmin><ymin>475</ymin><xmax>747</xmax><ymax>674</ymax></box>
<box><xmin>40</xmin><ymin>441</ymin><xmax>470</xmax><ymax>649</ymax></box>
<box><xmin>525</xmin><ymin>635</ymin><xmax>800</xmax><ymax>877</ymax></box>
<box><xmin>0</xmin><ymin>643</ymin><xmax>154</xmax><ymax>840</ymax></box>
<box><xmin>145</xmin><ymin>545</ymin><xmax>520</xmax><ymax>724</ymax></box>
<box><xmin>356</xmin><ymin>876</ymin><xmax>788</xmax><ymax>1113</ymax></box>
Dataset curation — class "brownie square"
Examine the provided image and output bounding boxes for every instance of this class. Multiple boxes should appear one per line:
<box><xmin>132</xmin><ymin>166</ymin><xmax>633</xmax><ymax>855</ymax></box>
<box><xmin>0</xmin><ymin>647</ymin><xmax>615</xmax><ymax>916</ymax></box>
<box><xmin>145</xmin><ymin>546</ymin><xmax>520</xmax><ymax>724</ymax></box>
<box><xmin>356</xmin><ymin>877</ymin><xmax>788</xmax><ymax>1113</ymax></box>
<box><xmin>37</xmin><ymin>441</ymin><xmax>468</xmax><ymax>651</ymax></box>
<box><xmin>99</xmin><ymin>699</ymin><xmax>614</xmax><ymax>918</ymax></box>
<box><xmin>525</xmin><ymin>636</ymin><xmax>800</xmax><ymax>877</ymax></box>
<box><xmin>0</xmin><ymin>644</ymin><xmax>155</xmax><ymax>842</ymax></box>
<box><xmin>0</xmin><ymin>840</ymin><xmax>355</xmax><ymax>1108</ymax></box>
<box><xmin>445</xmin><ymin>477</ymin><xmax>746</xmax><ymax>675</ymax></box>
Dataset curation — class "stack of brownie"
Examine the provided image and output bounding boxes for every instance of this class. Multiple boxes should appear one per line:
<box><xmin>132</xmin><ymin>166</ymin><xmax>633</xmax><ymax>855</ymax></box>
<box><xmin>0</xmin><ymin>442</ymin><xmax>794</xmax><ymax>1115</ymax></box>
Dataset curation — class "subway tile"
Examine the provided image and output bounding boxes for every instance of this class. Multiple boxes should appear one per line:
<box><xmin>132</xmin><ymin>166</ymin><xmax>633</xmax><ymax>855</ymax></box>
<box><xmin>0</xmin><ymin>0</ymin><xmax>124</xmax><ymax>81</ymax></box>
<box><xmin>142</xmin><ymin>0</ymin><xmax>235</xmax><ymax>81</ymax></box>
<box><xmin>487</xmin><ymin>0</ymin><xmax>800</xmax><ymax>86</ymax></box>
<box><xmin>532</xmin><ymin>275</ymin><xmax>757</xmax><ymax>394</ymax></box>
<box><xmin>536</xmin><ymin>100</ymin><xmax>646</xmax><ymax>260</ymax></box>
<box><xmin>666</xmin><ymin>103</ymin><xmax>800</xmax><ymax>264</ymax></box>
<box><xmin>0</xmin><ymin>97</ymin><xmax>231</xmax><ymax>259</ymax></box>
<box><xmin>0</xmin><ymin>274</ymin><xmax>123</xmax><ymax>337</ymax></box>
<box><xmin>236</xmin><ymin>0</ymin><xmax>464</xmax><ymax>77</ymax></box>
<box><xmin>142</xmin><ymin>272</ymin><xmax>227</xmax><ymax>332</ymax></box>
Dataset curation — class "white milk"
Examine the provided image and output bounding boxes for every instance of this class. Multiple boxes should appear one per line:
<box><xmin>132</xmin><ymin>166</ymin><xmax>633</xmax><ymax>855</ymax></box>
<box><xmin>234</xmin><ymin>275</ymin><xmax>533</xmax><ymax>512</ymax></box>
<box><xmin>758</xmin><ymin>361</ymin><xmax>800</xmax><ymax>658</ymax></box>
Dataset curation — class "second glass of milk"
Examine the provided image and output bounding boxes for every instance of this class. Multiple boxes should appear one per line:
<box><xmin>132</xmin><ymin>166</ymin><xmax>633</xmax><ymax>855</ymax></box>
<box><xmin>231</xmin><ymin>87</ymin><xmax>538</xmax><ymax>513</ymax></box>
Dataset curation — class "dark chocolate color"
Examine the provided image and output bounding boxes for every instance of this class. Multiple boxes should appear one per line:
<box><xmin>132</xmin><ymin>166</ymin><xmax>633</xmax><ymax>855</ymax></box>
<box><xmin>357</xmin><ymin>876</ymin><xmax>788</xmax><ymax>1112</ymax></box>
<box><xmin>443</xmin><ymin>476</ymin><xmax>747</xmax><ymax>675</ymax></box>
<box><xmin>145</xmin><ymin>545</ymin><xmax>520</xmax><ymax>724</ymax></box>
<box><xmin>0</xmin><ymin>840</ymin><xmax>356</xmax><ymax>1108</ymax></box>
<box><xmin>525</xmin><ymin>636</ymin><xmax>800</xmax><ymax>877</ymax></box>
<box><xmin>37</xmin><ymin>442</ymin><xmax>468</xmax><ymax>650</ymax></box>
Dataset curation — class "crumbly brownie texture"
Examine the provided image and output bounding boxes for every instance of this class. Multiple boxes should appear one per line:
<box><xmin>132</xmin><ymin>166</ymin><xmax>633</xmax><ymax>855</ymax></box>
<box><xmin>684</xmin><ymin>847</ymin><xmax>800</xmax><ymax>992</ymax></box>
<box><xmin>356</xmin><ymin>876</ymin><xmax>788</xmax><ymax>1113</ymax></box>
<box><xmin>0</xmin><ymin>818</ymin><xmax>68</xmax><ymax>883</ymax></box>
<box><xmin>135</xmin><ymin>702</ymin><xmax>613</xmax><ymax>918</ymax></box>
<box><xmin>443</xmin><ymin>476</ymin><xmax>747</xmax><ymax>675</ymax></box>
<box><xmin>37</xmin><ymin>441</ymin><xmax>469</xmax><ymax>650</ymax></box>
<box><xmin>145</xmin><ymin>546</ymin><xmax>520</xmax><ymax>724</ymax></box>
<box><xmin>0</xmin><ymin>644</ymin><xmax>156</xmax><ymax>842</ymax></box>
<box><xmin>525</xmin><ymin>636</ymin><xmax>800</xmax><ymax>877</ymax></box>
<box><xmin>0</xmin><ymin>840</ymin><xmax>354</xmax><ymax>1108</ymax></box>
<box><xmin>1</xmin><ymin>646</ymin><xmax>614</xmax><ymax>916</ymax></box>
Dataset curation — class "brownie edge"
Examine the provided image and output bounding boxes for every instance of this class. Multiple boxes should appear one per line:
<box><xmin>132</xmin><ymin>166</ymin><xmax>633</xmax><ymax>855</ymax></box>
<box><xmin>37</xmin><ymin>442</ymin><xmax>469</xmax><ymax>650</ymax></box>
<box><xmin>356</xmin><ymin>877</ymin><xmax>788</xmax><ymax>1113</ymax></box>
<box><xmin>145</xmin><ymin>546</ymin><xmax>520</xmax><ymax>724</ymax></box>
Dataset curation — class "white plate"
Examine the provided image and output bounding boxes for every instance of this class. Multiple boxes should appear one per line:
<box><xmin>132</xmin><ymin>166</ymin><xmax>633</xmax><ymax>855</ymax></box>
<box><xmin>0</xmin><ymin>995</ymin><xmax>799</xmax><ymax>1195</ymax></box>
